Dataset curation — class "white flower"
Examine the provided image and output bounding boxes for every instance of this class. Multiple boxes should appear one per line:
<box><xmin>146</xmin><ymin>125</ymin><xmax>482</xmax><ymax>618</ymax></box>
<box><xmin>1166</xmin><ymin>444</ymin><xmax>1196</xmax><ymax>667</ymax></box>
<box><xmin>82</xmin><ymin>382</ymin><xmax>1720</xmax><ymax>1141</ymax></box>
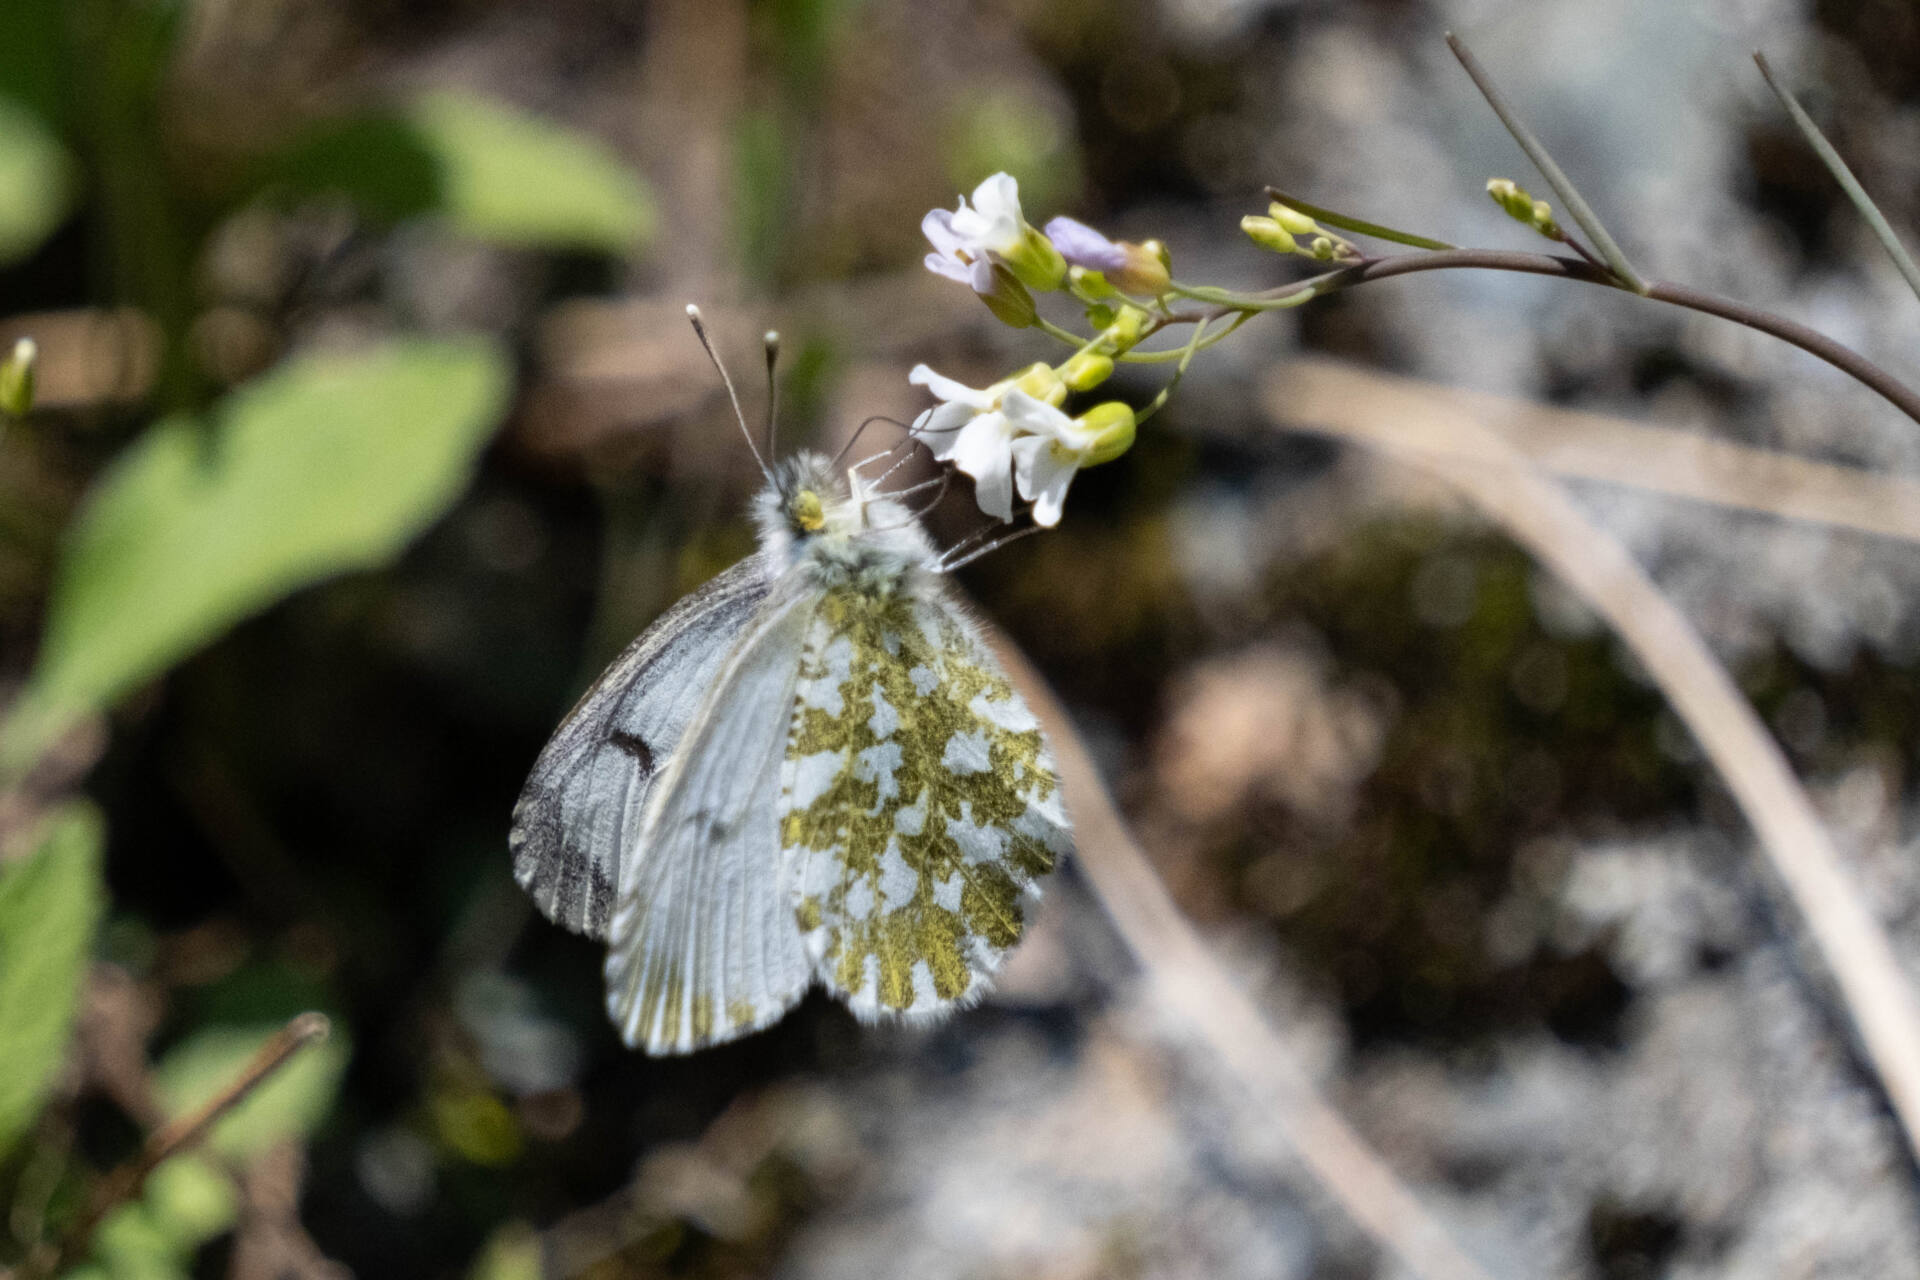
<box><xmin>1002</xmin><ymin>391</ymin><xmax>1101</xmax><ymax>528</ymax></box>
<box><xmin>922</xmin><ymin>172</ymin><xmax>1026</xmax><ymax>291</ymax></box>
<box><xmin>908</xmin><ymin>364</ymin><xmax>1021</xmax><ymax>519</ymax></box>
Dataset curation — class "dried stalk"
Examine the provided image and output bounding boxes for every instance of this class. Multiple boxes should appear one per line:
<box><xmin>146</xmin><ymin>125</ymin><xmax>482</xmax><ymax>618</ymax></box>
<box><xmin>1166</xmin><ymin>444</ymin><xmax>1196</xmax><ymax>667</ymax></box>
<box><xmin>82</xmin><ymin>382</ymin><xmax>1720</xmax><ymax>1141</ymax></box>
<box><xmin>22</xmin><ymin>1012</ymin><xmax>331</xmax><ymax>1280</ymax></box>
<box><xmin>993</xmin><ymin>642</ymin><xmax>1502</xmax><ymax>1280</ymax></box>
<box><xmin>1264</xmin><ymin>367</ymin><xmax>1920</xmax><ymax>1168</ymax></box>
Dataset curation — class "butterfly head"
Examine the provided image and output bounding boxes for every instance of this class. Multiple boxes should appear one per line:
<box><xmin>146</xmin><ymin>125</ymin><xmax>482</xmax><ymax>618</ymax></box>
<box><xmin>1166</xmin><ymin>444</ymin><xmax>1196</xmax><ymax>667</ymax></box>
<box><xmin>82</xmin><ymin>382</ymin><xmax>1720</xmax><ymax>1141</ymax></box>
<box><xmin>753</xmin><ymin>451</ymin><xmax>931</xmax><ymax>589</ymax></box>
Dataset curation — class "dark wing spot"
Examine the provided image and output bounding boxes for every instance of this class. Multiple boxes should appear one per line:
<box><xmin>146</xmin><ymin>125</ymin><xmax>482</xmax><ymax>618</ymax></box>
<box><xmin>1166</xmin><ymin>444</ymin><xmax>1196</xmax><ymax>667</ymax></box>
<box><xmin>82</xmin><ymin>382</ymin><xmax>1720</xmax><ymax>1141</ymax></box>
<box><xmin>609</xmin><ymin>730</ymin><xmax>656</xmax><ymax>778</ymax></box>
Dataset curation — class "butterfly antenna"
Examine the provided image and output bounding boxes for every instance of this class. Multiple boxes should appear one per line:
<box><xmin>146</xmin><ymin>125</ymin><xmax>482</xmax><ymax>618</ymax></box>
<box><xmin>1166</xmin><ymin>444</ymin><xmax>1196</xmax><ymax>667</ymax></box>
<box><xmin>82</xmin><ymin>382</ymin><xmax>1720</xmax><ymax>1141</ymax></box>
<box><xmin>831</xmin><ymin>414</ymin><xmax>912</xmax><ymax>473</ymax></box>
<box><xmin>685</xmin><ymin>304</ymin><xmax>773</xmax><ymax>482</ymax></box>
<box><xmin>762</xmin><ymin>330</ymin><xmax>781</xmax><ymax>461</ymax></box>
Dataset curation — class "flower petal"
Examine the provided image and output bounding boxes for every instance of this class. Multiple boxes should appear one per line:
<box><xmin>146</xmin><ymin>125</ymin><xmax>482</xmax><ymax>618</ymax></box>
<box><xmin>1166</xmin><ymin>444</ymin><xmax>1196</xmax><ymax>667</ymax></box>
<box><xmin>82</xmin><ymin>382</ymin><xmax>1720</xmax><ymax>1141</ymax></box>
<box><xmin>915</xmin><ymin>402</ymin><xmax>979</xmax><ymax>459</ymax></box>
<box><xmin>1044</xmin><ymin>216</ymin><xmax>1127</xmax><ymax>273</ymax></box>
<box><xmin>1011</xmin><ymin>436</ymin><xmax>1077</xmax><ymax>527</ymax></box>
<box><xmin>923</xmin><ymin>251</ymin><xmax>974</xmax><ymax>284</ymax></box>
<box><xmin>1000</xmin><ymin>387</ymin><xmax>1074</xmax><ymax>437</ymax></box>
<box><xmin>962</xmin><ymin>173</ymin><xmax>1024</xmax><ymax>254</ymax></box>
<box><xmin>921</xmin><ymin>207</ymin><xmax>967</xmax><ymax>257</ymax></box>
<box><xmin>909</xmin><ymin>364</ymin><xmax>996</xmax><ymax>408</ymax></box>
<box><xmin>950</xmin><ymin>413</ymin><xmax>1017</xmax><ymax>520</ymax></box>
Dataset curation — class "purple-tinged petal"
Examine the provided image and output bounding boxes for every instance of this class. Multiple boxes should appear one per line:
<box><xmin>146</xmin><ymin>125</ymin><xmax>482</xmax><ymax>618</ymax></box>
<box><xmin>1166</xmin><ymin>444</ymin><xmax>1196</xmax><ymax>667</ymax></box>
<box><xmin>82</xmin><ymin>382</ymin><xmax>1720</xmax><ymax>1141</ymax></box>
<box><xmin>1044</xmin><ymin>216</ymin><xmax>1128</xmax><ymax>273</ymax></box>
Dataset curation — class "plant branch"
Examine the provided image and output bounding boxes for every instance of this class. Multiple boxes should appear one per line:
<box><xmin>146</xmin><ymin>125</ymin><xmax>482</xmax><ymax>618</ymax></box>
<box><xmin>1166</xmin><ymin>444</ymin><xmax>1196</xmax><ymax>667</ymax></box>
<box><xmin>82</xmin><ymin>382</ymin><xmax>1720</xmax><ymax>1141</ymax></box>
<box><xmin>1178</xmin><ymin>249</ymin><xmax>1920</xmax><ymax>431</ymax></box>
<box><xmin>24</xmin><ymin>1012</ymin><xmax>331</xmax><ymax>1280</ymax></box>
<box><xmin>1445</xmin><ymin>32</ymin><xmax>1649</xmax><ymax>293</ymax></box>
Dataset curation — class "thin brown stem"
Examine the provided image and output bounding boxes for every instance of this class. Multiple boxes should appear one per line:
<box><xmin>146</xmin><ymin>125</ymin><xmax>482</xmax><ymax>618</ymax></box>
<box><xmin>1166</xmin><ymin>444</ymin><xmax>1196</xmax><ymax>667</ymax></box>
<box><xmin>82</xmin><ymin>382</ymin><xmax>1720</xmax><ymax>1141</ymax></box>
<box><xmin>1194</xmin><ymin>249</ymin><xmax>1920</xmax><ymax>431</ymax></box>
<box><xmin>23</xmin><ymin>1012</ymin><xmax>331</xmax><ymax>1280</ymax></box>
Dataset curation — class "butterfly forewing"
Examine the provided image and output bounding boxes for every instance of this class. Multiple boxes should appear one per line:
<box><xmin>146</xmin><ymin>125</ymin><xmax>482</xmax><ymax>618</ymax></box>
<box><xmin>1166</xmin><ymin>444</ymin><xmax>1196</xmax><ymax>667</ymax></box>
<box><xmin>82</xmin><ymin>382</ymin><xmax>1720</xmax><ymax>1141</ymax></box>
<box><xmin>509</xmin><ymin>557</ymin><xmax>774</xmax><ymax>939</ymax></box>
<box><xmin>777</xmin><ymin>584</ymin><xmax>1069</xmax><ymax>1020</ymax></box>
<box><xmin>603</xmin><ymin>582</ymin><xmax>818</xmax><ymax>1053</ymax></box>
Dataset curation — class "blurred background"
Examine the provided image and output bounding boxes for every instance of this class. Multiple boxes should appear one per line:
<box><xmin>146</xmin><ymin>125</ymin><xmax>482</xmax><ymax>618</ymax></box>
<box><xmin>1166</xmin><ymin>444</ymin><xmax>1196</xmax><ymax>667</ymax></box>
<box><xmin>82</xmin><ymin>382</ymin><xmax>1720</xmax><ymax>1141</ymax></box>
<box><xmin>5</xmin><ymin>0</ymin><xmax>1920</xmax><ymax>1276</ymax></box>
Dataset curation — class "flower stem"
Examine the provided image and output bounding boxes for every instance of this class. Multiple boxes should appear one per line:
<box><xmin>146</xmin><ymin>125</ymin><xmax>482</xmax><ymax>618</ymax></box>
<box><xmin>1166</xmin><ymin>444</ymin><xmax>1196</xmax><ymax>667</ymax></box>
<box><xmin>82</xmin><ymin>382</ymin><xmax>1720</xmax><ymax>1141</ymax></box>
<box><xmin>1158</xmin><ymin>248</ymin><xmax>1920</xmax><ymax>431</ymax></box>
<box><xmin>1445</xmin><ymin>32</ymin><xmax>1649</xmax><ymax>294</ymax></box>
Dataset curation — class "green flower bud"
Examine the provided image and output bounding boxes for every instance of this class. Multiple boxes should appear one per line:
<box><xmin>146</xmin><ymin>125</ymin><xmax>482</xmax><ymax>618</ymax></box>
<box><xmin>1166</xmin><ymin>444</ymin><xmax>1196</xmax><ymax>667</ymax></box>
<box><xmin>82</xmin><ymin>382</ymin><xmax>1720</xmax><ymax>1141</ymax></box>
<box><xmin>1111</xmin><ymin>239</ymin><xmax>1171</xmax><ymax>296</ymax></box>
<box><xmin>1061</xmin><ymin>351</ymin><xmax>1114</xmax><ymax>391</ymax></box>
<box><xmin>1101</xmin><ymin>305</ymin><xmax>1150</xmax><ymax>354</ymax></box>
<box><xmin>1309</xmin><ymin>235</ymin><xmax>1335</xmax><ymax>260</ymax></box>
<box><xmin>1529</xmin><ymin>199</ymin><xmax>1560</xmax><ymax>237</ymax></box>
<box><xmin>1487</xmin><ymin>177</ymin><xmax>1551</xmax><ymax>229</ymax></box>
<box><xmin>1002</xmin><ymin>224</ymin><xmax>1068</xmax><ymax>292</ymax></box>
<box><xmin>1268</xmin><ymin>202</ymin><xmax>1319</xmax><ymax>237</ymax></box>
<box><xmin>0</xmin><ymin>337</ymin><xmax>36</xmax><ymax>417</ymax></box>
<box><xmin>1241</xmin><ymin>215</ymin><xmax>1297</xmax><ymax>255</ymax></box>
<box><xmin>1078</xmin><ymin>401</ymin><xmax>1136</xmax><ymax>466</ymax></box>
<box><xmin>977</xmin><ymin>264</ymin><xmax>1038</xmax><ymax>328</ymax></box>
<box><xmin>1085</xmin><ymin>303</ymin><xmax>1117</xmax><ymax>330</ymax></box>
<box><xmin>1008</xmin><ymin>360</ymin><xmax>1068</xmax><ymax>407</ymax></box>
<box><xmin>1070</xmin><ymin>265</ymin><xmax>1118</xmax><ymax>301</ymax></box>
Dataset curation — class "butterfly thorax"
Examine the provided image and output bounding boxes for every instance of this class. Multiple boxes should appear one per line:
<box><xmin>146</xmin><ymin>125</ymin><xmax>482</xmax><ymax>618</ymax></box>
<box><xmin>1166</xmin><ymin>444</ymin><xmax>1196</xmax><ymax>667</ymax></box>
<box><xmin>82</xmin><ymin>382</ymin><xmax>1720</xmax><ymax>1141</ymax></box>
<box><xmin>752</xmin><ymin>450</ymin><xmax>934</xmax><ymax>596</ymax></box>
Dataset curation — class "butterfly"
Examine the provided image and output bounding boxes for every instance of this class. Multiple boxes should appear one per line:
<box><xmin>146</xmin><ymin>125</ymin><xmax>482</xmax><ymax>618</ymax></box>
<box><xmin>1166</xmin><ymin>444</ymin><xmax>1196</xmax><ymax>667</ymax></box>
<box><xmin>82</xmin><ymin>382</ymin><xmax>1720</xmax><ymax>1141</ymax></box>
<box><xmin>509</xmin><ymin>308</ymin><xmax>1072</xmax><ymax>1054</ymax></box>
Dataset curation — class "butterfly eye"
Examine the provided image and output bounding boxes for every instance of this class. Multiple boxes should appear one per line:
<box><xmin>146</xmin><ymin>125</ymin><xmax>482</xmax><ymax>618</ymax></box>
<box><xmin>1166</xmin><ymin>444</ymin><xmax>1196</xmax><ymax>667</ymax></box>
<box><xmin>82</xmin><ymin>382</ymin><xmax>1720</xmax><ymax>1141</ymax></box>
<box><xmin>791</xmin><ymin>489</ymin><xmax>826</xmax><ymax>532</ymax></box>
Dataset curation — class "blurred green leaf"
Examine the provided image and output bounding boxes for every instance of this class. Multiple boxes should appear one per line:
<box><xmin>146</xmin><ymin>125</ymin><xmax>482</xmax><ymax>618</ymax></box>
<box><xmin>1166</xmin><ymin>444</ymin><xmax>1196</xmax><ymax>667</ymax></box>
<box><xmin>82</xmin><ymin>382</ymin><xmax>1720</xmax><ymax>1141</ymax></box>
<box><xmin>0</xmin><ymin>95</ymin><xmax>75</xmax><ymax>264</ymax></box>
<box><xmin>408</xmin><ymin>91</ymin><xmax>655</xmax><ymax>252</ymax></box>
<box><xmin>735</xmin><ymin>107</ymin><xmax>791</xmax><ymax>283</ymax></box>
<box><xmin>90</xmin><ymin>1203</ymin><xmax>189</xmax><ymax>1280</ymax></box>
<box><xmin>942</xmin><ymin>89</ymin><xmax>1079</xmax><ymax>215</ymax></box>
<box><xmin>0</xmin><ymin>0</ymin><xmax>69</xmax><ymax>132</ymax></box>
<box><xmin>152</xmin><ymin>1024</ymin><xmax>349</xmax><ymax>1162</ymax></box>
<box><xmin>1</xmin><ymin>338</ymin><xmax>511</xmax><ymax>774</ymax></box>
<box><xmin>0</xmin><ymin>803</ymin><xmax>105</xmax><ymax>1157</ymax></box>
<box><xmin>142</xmin><ymin>1155</ymin><xmax>238</xmax><ymax>1248</ymax></box>
<box><xmin>274</xmin><ymin>92</ymin><xmax>656</xmax><ymax>254</ymax></box>
<box><xmin>468</xmin><ymin>1223</ymin><xmax>543</xmax><ymax>1280</ymax></box>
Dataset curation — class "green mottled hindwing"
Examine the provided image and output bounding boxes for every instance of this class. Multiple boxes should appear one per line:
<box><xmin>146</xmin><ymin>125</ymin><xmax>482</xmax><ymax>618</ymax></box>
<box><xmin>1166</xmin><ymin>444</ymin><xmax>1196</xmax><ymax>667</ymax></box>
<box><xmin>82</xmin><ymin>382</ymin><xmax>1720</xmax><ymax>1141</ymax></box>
<box><xmin>778</xmin><ymin>583</ymin><xmax>1070</xmax><ymax>1020</ymax></box>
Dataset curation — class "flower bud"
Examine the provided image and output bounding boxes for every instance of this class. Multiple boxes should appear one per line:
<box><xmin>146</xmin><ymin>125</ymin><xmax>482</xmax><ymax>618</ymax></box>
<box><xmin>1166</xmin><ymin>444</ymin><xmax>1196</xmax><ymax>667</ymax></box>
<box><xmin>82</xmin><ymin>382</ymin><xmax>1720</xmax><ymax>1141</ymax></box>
<box><xmin>1002</xmin><ymin>224</ymin><xmax>1068</xmax><ymax>292</ymax></box>
<box><xmin>977</xmin><ymin>264</ymin><xmax>1038</xmax><ymax>328</ymax></box>
<box><xmin>1267</xmin><ymin>202</ymin><xmax>1319</xmax><ymax>237</ymax></box>
<box><xmin>1487</xmin><ymin>177</ymin><xmax>1557</xmax><ymax>234</ymax></box>
<box><xmin>1061</xmin><ymin>351</ymin><xmax>1114</xmax><ymax>391</ymax></box>
<box><xmin>1009</xmin><ymin>361</ymin><xmax>1067</xmax><ymax>407</ymax></box>
<box><xmin>1077</xmin><ymin>401</ymin><xmax>1136</xmax><ymax>466</ymax></box>
<box><xmin>0</xmin><ymin>338</ymin><xmax>36</xmax><ymax>417</ymax></box>
<box><xmin>1084</xmin><ymin>303</ymin><xmax>1117</xmax><ymax>330</ymax></box>
<box><xmin>1069</xmin><ymin>265</ymin><xmax>1117</xmax><ymax>301</ymax></box>
<box><xmin>1529</xmin><ymin>199</ymin><xmax>1560</xmax><ymax>237</ymax></box>
<box><xmin>1309</xmin><ymin>235</ymin><xmax>1335</xmax><ymax>260</ymax></box>
<box><xmin>1241</xmin><ymin>215</ymin><xmax>1296</xmax><ymax>255</ymax></box>
<box><xmin>1110</xmin><ymin>239</ymin><xmax>1171</xmax><ymax>296</ymax></box>
<box><xmin>1101</xmin><ymin>305</ymin><xmax>1150</xmax><ymax>353</ymax></box>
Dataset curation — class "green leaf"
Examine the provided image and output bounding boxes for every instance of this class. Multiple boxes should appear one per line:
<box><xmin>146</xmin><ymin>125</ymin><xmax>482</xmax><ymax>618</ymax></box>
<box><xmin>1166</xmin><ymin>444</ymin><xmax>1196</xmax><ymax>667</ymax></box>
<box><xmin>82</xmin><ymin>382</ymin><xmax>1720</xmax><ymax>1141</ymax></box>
<box><xmin>1263</xmin><ymin>187</ymin><xmax>1457</xmax><ymax>251</ymax></box>
<box><xmin>273</xmin><ymin>93</ymin><xmax>656</xmax><ymax>255</ymax></box>
<box><xmin>151</xmin><ymin>1024</ymin><xmax>349</xmax><ymax>1162</ymax></box>
<box><xmin>0</xmin><ymin>95</ymin><xmax>74</xmax><ymax>264</ymax></box>
<box><xmin>0</xmin><ymin>804</ymin><xmax>104</xmax><ymax>1156</ymax></box>
<box><xmin>1</xmin><ymin>339</ymin><xmax>511</xmax><ymax>774</ymax></box>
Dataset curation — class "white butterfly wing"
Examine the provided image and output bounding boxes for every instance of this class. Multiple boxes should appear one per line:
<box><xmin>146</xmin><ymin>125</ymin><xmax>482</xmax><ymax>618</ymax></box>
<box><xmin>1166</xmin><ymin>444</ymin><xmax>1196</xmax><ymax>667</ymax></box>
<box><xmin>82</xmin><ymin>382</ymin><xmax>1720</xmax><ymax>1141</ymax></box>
<box><xmin>509</xmin><ymin>556</ymin><xmax>774</xmax><ymax>939</ymax></box>
<box><xmin>603</xmin><ymin>580</ymin><xmax>818</xmax><ymax>1053</ymax></box>
<box><xmin>779</xmin><ymin>582</ymin><xmax>1070</xmax><ymax>1022</ymax></box>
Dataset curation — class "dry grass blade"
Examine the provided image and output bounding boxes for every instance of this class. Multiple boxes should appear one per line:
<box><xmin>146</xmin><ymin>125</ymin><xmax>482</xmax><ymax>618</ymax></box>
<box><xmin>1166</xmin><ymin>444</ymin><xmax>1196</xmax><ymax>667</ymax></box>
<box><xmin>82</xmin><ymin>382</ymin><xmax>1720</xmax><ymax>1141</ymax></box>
<box><xmin>991</xmin><ymin>639</ymin><xmax>1503</xmax><ymax>1280</ymax></box>
<box><xmin>1262</xmin><ymin>367</ymin><xmax>1920</xmax><ymax>1168</ymax></box>
<box><xmin>1270</xmin><ymin>358</ymin><xmax>1920</xmax><ymax>544</ymax></box>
